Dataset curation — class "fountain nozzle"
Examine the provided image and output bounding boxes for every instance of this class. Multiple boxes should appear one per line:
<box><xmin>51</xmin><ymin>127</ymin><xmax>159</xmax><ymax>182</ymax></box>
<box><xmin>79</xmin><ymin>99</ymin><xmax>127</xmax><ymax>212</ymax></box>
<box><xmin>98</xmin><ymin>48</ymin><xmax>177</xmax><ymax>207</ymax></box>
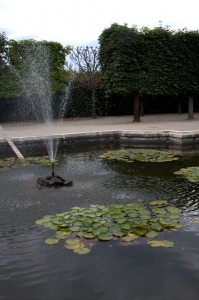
<box><xmin>52</xmin><ymin>160</ymin><xmax>55</xmax><ymax>177</ymax></box>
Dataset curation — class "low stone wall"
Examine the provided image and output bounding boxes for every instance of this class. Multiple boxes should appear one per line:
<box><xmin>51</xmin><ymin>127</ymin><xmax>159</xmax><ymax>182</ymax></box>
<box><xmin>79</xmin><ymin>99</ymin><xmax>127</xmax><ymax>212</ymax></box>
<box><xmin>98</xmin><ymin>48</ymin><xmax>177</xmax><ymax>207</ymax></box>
<box><xmin>1</xmin><ymin>130</ymin><xmax>199</xmax><ymax>157</ymax></box>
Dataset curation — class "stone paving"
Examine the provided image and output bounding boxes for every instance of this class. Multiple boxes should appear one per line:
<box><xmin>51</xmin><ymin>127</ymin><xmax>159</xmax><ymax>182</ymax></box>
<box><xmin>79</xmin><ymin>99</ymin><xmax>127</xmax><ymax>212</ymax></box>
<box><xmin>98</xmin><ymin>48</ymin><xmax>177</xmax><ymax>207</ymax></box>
<box><xmin>0</xmin><ymin>113</ymin><xmax>199</xmax><ymax>140</ymax></box>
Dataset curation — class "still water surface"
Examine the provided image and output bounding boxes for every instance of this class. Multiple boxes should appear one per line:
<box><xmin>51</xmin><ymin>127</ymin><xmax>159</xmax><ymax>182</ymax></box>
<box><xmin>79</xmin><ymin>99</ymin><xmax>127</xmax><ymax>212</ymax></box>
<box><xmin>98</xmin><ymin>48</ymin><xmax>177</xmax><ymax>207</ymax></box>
<box><xmin>0</xmin><ymin>149</ymin><xmax>199</xmax><ymax>300</ymax></box>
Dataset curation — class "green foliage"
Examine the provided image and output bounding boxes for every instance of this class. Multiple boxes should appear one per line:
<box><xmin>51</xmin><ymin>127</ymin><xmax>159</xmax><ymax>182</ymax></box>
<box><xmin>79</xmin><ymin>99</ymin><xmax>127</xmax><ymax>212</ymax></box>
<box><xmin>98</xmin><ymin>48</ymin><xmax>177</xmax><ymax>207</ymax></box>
<box><xmin>147</xmin><ymin>240</ymin><xmax>174</xmax><ymax>248</ymax></box>
<box><xmin>9</xmin><ymin>39</ymin><xmax>70</xmax><ymax>95</ymax></box>
<box><xmin>138</xmin><ymin>27</ymin><xmax>178</xmax><ymax>96</ymax></box>
<box><xmin>35</xmin><ymin>201</ymin><xmax>182</xmax><ymax>255</ymax></box>
<box><xmin>99</xmin><ymin>24</ymin><xmax>199</xmax><ymax>106</ymax></box>
<box><xmin>0</xmin><ymin>156</ymin><xmax>53</xmax><ymax>171</ymax></box>
<box><xmin>99</xmin><ymin>23</ymin><xmax>141</xmax><ymax>96</ymax></box>
<box><xmin>0</xmin><ymin>32</ymin><xmax>8</xmax><ymax>70</ymax></box>
<box><xmin>174</xmin><ymin>30</ymin><xmax>199</xmax><ymax>96</ymax></box>
<box><xmin>0</xmin><ymin>66</ymin><xmax>21</xmax><ymax>98</ymax></box>
<box><xmin>174</xmin><ymin>166</ymin><xmax>199</xmax><ymax>182</ymax></box>
<box><xmin>100</xmin><ymin>149</ymin><xmax>179</xmax><ymax>163</ymax></box>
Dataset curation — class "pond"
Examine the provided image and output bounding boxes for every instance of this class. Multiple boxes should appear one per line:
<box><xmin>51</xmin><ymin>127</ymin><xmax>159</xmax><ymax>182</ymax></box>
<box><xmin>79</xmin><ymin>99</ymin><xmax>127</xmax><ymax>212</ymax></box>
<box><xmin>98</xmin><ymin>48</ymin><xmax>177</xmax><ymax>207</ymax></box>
<box><xmin>0</xmin><ymin>148</ymin><xmax>199</xmax><ymax>300</ymax></box>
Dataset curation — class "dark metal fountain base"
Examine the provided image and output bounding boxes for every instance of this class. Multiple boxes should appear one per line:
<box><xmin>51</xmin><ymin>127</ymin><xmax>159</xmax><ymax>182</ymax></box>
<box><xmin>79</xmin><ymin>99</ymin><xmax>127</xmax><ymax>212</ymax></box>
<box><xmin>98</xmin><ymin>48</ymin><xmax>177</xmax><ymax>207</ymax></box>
<box><xmin>37</xmin><ymin>175</ymin><xmax>73</xmax><ymax>189</ymax></box>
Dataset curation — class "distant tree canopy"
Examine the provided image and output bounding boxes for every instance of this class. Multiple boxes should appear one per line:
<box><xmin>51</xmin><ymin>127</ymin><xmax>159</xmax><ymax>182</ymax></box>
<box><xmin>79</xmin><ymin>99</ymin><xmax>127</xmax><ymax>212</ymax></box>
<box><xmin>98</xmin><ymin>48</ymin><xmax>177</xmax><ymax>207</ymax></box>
<box><xmin>0</xmin><ymin>36</ymin><xmax>71</xmax><ymax>100</ymax></box>
<box><xmin>99</xmin><ymin>23</ymin><xmax>199</xmax><ymax>121</ymax></box>
<box><xmin>0</xmin><ymin>32</ymin><xmax>8</xmax><ymax>69</ymax></box>
<box><xmin>0</xmin><ymin>32</ymin><xmax>21</xmax><ymax>99</ymax></box>
<box><xmin>66</xmin><ymin>46</ymin><xmax>101</xmax><ymax>118</ymax></box>
<box><xmin>8</xmin><ymin>39</ymin><xmax>71</xmax><ymax>94</ymax></box>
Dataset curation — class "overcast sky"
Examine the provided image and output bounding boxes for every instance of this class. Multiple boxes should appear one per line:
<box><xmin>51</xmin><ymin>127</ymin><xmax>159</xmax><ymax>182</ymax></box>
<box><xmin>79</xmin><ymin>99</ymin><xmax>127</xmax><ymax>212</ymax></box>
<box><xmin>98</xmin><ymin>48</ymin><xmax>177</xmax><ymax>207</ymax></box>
<box><xmin>0</xmin><ymin>0</ymin><xmax>199</xmax><ymax>46</ymax></box>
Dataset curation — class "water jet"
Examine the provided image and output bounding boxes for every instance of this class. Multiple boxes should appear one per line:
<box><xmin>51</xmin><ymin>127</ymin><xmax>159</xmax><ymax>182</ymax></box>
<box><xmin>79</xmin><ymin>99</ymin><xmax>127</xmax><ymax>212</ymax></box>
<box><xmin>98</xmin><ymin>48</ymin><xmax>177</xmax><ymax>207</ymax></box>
<box><xmin>17</xmin><ymin>43</ymin><xmax>73</xmax><ymax>186</ymax></box>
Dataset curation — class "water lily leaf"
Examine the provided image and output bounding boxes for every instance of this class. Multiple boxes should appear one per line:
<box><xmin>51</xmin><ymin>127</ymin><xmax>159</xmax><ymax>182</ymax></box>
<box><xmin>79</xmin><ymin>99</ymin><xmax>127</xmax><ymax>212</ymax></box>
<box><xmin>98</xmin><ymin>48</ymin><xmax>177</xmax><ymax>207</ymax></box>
<box><xmin>108</xmin><ymin>224</ymin><xmax>121</xmax><ymax>234</ymax></box>
<box><xmin>113</xmin><ymin>231</ymin><xmax>125</xmax><ymax>237</ymax></box>
<box><xmin>92</xmin><ymin>222</ymin><xmax>103</xmax><ymax>228</ymax></box>
<box><xmin>147</xmin><ymin>240</ymin><xmax>174</xmax><ymax>248</ymax></box>
<box><xmin>98</xmin><ymin>233</ymin><xmax>113</xmax><ymax>241</ymax></box>
<box><xmin>174</xmin><ymin>167</ymin><xmax>199</xmax><ymax>183</ymax></box>
<box><xmin>122</xmin><ymin>233</ymin><xmax>139</xmax><ymax>242</ymax></box>
<box><xmin>171</xmin><ymin>223</ymin><xmax>183</xmax><ymax>229</ymax></box>
<box><xmin>72</xmin><ymin>221</ymin><xmax>83</xmax><ymax>227</ymax></box>
<box><xmin>120</xmin><ymin>223</ymin><xmax>132</xmax><ymax>231</ymax></box>
<box><xmin>65</xmin><ymin>238</ymin><xmax>80</xmax><ymax>246</ymax></box>
<box><xmin>69</xmin><ymin>226</ymin><xmax>81</xmax><ymax>232</ymax></box>
<box><xmin>93</xmin><ymin>226</ymin><xmax>107</xmax><ymax>236</ymax></box>
<box><xmin>152</xmin><ymin>208</ymin><xmax>167</xmax><ymax>215</ymax></box>
<box><xmin>35</xmin><ymin>219</ymin><xmax>45</xmax><ymax>225</ymax></box>
<box><xmin>45</xmin><ymin>237</ymin><xmax>59</xmax><ymax>245</ymax></box>
<box><xmin>73</xmin><ymin>247</ymin><xmax>91</xmax><ymax>254</ymax></box>
<box><xmin>145</xmin><ymin>231</ymin><xmax>159</xmax><ymax>238</ymax></box>
<box><xmin>150</xmin><ymin>200</ymin><xmax>168</xmax><ymax>206</ymax></box>
<box><xmin>131</xmin><ymin>227</ymin><xmax>147</xmax><ymax>236</ymax></box>
<box><xmin>166</xmin><ymin>206</ymin><xmax>181</xmax><ymax>214</ymax></box>
<box><xmin>82</xmin><ymin>232</ymin><xmax>95</xmax><ymax>239</ymax></box>
<box><xmin>101</xmin><ymin>149</ymin><xmax>178</xmax><ymax>163</ymax></box>
<box><xmin>65</xmin><ymin>243</ymin><xmax>82</xmax><ymax>250</ymax></box>
<box><xmin>169</xmin><ymin>214</ymin><xmax>180</xmax><ymax>220</ymax></box>
<box><xmin>44</xmin><ymin>223</ymin><xmax>58</xmax><ymax>230</ymax></box>
<box><xmin>55</xmin><ymin>231</ymin><xmax>70</xmax><ymax>239</ymax></box>
<box><xmin>37</xmin><ymin>200</ymin><xmax>182</xmax><ymax>254</ymax></box>
<box><xmin>127</xmin><ymin>212</ymin><xmax>138</xmax><ymax>218</ymax></box>
<box><xmin>116</xmin><ymin>217</ymin><xmax>128</xmax><ymax>224</ymax></box>
<box><xmin>150</xmin><ymin>222</ymin><xmax>163</xmax><ymax>232</ymax></box>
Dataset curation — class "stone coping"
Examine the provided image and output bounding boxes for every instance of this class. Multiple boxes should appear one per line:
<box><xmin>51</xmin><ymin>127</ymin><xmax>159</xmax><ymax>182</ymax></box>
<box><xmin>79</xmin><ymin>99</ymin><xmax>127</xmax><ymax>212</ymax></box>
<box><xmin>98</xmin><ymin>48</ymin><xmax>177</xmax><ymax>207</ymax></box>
<box><xmin>1</xmin><ymin>129</ymin><xmax>199</xmax><ymax>158</ymax></box>
<box><xmin>0</xmin><ymin>129</ymin><xmax>199</xmax><ymax>142</ymax></box>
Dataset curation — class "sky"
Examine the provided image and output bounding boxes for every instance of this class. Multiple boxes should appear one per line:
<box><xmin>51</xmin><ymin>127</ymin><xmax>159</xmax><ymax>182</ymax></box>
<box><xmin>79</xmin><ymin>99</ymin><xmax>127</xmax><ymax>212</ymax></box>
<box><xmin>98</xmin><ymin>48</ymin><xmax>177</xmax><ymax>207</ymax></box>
<box><xmin>0</xmin><ymin>0</ymin><xmax>199</xmax><ymax>47</ymax></box>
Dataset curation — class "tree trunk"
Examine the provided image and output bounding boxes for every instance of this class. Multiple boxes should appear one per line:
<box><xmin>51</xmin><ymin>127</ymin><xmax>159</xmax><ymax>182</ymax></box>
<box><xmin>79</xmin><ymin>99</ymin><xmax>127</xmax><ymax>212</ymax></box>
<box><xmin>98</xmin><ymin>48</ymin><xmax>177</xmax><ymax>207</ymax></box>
<box><xmin>133</xmin><ymin>92</ymin><xmax>141</xmax><ymax>122</ymax></box>
<box><xmin>188</xmin><ymin>95</ymin><xmax>194</xmax><ymax>119</ymax></box>
<box><xmin>91</xmin><ymin>88</ymin><xmax>97</xmax><ymax>118</ymax></box>
<box><xmin>140</xmin><ymin>98</ymin><xmax>144</xmax><ymax>116</ymax></box>
<box><xmin>177</xmin><ymin>100</ymin><xmax>182</xmax><ymax>114</ymax></box>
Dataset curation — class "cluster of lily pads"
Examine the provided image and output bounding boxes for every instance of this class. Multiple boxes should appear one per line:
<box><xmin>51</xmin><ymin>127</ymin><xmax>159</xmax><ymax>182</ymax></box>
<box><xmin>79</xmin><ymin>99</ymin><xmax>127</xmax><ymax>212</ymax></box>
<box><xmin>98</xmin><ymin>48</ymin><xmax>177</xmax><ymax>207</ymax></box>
<box><xmin>174</xmin><ymin>166</ymin><xmax>199</xmax><ymax>183</ymax></box>
<box><xmin>0</xmin><ymin>156</ymin><xmax>53</xmax><ymax>171</ymax></box>
<box><xmin>35</xmin><ymin>200</ymin><xmax>182</xmax><ymax>255</ymax></box>
<box><xmin>100</xmin><ymin>149</ymin><xmax>179</xmax><ymax>163</ymax></box>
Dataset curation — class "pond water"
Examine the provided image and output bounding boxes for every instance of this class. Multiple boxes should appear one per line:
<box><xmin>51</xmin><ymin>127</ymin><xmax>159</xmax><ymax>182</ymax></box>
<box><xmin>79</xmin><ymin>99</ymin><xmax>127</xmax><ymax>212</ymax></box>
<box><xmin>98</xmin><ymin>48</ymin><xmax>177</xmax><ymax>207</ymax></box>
<box><xmin>0</xmin><ymin>148</ymin><xmax>199</xmax><ymax>300</ymax></box>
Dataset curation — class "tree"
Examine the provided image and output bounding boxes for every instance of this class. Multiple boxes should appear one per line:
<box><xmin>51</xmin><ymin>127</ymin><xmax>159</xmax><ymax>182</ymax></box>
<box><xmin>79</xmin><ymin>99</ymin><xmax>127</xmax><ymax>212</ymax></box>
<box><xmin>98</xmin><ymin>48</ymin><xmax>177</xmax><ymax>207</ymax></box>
<box><xmin>0</xmin><ymin>32</ymin><xmax>21</xmax><ymax>99</ymax></box>
<box><xmin>99</xmin><ymin>24</ymin><xmax>199</xmax><ymax>121</ymax></box>
<box><xmin>174</xmin><ymin>29</ymin><xmax>199</xmax><ymax>119</ymax></box>
<box><xmin>66</xmin><ymin>46</ymin><xmax>101</xmax><ymax>118</ymax></box>
<box><xmin>0</xmin><ymin>32</ymin><xmax>8</xmax><ymax>70</ymax></box>
<box><xmin>99</xmin><ymin>24</ymin><xmax>144</xmax><ymax>122</ymax></box>
<box><xmin>9</xmin><ymin>39</ymin><xmax>71</xmax><ymax>94</ymax></box>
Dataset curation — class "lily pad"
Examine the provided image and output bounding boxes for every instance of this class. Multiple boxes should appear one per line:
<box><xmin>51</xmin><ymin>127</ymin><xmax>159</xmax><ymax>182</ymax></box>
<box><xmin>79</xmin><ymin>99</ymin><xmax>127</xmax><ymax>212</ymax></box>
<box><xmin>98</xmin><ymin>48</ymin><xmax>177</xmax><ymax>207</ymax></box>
<box><xmin>147</xmin><ymin>240</ymin><xmax>174</xmax><ymax>248</ymax></box>
<box><xmin>101</xmin><ymin>149</ymin><xmax>179</xmax><ymax>163</ymax></box>
<box><xmin>36</xmin><ymin>200</ymin><xmax>182</xmax><ymax>254</ymax></box>
<box><xmin>65</xmin><ymin>238</ymin><xmax>80</xmax><ymax>246</ymax></box>
<box><xmin>166</xmin><ymin>206</ymin><xmax>181</xmax><ymax>214</ymax></box>
<box><xmin>145</xmin><ymin>230</ymin><xmax>159</xmax><ymax>238</ymax></box>
<box><xmin>82</xmin><ymin>232</ymin><xmax>95</xmax><ymax>239</ymax></box>
<box><xmin>174</xmin><ymin>166</ymin><xmax>199</xmax><ymax>183</ymax></box>
<box><xmin>122</xmin><ymin>233</ymin><xmax>139</xmax><ymax>242</ymax></box>
<box><xmin>98</xmin><ymin>233</ymin><xmax>113</xmax><ymax>241</ymax></box>
<box><xmin>45</xmin><ymin>237</ymin><xmax>59</xmax><ymax>245</ymax></box>
<box><xmin>0</xmin><ymin>156</ymin><xmax>54</xmax><ymax>172</ymax></box>
<box><xmin>73</xmin><ymin>247</ymin><xmax>91</xmax><ymax>255</ymax></box>
<box><xmin>150</xmin><ymin>200</ymin><xmax>168</xmax><ymax>206</ymax></box>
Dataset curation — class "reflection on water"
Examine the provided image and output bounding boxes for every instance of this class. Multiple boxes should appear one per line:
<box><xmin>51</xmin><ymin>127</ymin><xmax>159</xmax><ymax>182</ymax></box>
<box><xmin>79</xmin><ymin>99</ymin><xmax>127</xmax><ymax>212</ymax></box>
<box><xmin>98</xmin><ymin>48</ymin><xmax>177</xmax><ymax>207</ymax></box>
<box><xmin>0</xmin><ymin>149</ymin><xmax>199</xmax><ymax>300</ymax></box>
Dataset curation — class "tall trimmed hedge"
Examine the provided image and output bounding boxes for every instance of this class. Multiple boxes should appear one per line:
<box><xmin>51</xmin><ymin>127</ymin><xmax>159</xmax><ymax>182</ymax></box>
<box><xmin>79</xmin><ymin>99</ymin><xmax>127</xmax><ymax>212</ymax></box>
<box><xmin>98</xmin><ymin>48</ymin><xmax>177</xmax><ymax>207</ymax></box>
<box><xmin>99</xmin><ymin>24</ymin><xmax>199</xmax><ymax>121</ymax></box>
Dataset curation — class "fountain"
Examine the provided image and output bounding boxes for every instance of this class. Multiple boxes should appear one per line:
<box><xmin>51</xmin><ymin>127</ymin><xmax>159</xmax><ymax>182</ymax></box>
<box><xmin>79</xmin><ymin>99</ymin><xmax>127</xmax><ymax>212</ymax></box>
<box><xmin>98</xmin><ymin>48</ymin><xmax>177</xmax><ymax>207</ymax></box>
<box><xmin>18</xmin><ymin>42</ymin><xmax>73</xmax><ymax>187</ymax></box>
